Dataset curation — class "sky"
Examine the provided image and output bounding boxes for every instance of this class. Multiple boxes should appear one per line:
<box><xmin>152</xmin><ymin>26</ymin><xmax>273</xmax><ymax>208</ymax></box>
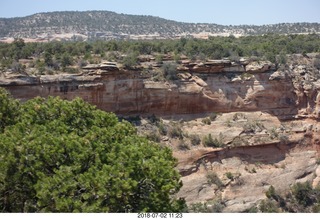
<box><xmin>0</xmin><ymin>0</ymin><xmax>320</xmax><ymax>25</ymax></box>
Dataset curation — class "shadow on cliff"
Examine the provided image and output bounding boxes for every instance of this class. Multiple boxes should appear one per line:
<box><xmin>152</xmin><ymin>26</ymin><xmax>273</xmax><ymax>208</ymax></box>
<box><xmin>180</xmin><ymin>142</ymin><xmax>293</xmax><ymax>177</ymax></box>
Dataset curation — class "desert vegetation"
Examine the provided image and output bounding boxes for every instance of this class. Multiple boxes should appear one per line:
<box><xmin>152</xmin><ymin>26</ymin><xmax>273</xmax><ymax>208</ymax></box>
<box><xmin>0</xmin><ymin>88</ymin><xmax>186</xmax><ymax>212</ymax></box>
<box><xmin>251</xmin><ymin>182</ymin><xmax>320</xmax><ymax>213</ymax></box>
<box><xmin>1</xmin><ymin>34</ymin><xmax>320</xmax><ymax>76</ymax></box>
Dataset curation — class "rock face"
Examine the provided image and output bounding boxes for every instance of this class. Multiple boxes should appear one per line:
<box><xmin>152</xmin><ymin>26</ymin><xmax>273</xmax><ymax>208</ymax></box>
<box><xmin>0</xmin><ymin>59</ymin><xmax>309</xmax><ymax>119</ymax></box>
<box><xmin>1</xmin><ymin>55</ymin><xmax>320</xmax><ymax>212</ymax></box>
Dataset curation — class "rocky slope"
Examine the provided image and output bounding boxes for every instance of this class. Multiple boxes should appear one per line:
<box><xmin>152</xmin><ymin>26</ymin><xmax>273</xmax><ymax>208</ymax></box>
<box><xmin>1</xmin><ymin>54</ymin><xmax>320</xmax><ymax>212</ymax></box>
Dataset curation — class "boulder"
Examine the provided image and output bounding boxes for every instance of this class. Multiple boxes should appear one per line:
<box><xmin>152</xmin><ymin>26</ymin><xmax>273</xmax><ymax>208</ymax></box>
<box><xmin>246</xmin><ymin>61</ymin><xmax>275</xmax><ymax>73</ymax></box>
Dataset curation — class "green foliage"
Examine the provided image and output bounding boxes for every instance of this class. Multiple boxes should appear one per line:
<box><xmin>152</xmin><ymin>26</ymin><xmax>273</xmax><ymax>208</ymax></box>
<box><xmin>243</xmin><ymin>120</ymin><xmax>265</xmax><ymax>133</ymax></box>
<box><xmin>177</xmin><ymin>140</ymin><xmax>190</xmax><ymax>151</ymax></box>
<box><xmin>162</xmin><ymin>62</ymin><xmax>178</xmax><ymax>80</ymax></box>
<box><xmin>146</xmin><ymin>132</ymin><xmax>161</xmax><ymax>143</ymax></box>
<box><xmin>157</xmin><ymin>121</ymin><xmax>168</xmax><ymax>136</ymax></box>
<box><xmin>188</xmin><ymin>202</ymin><xmax>211</xmax><ymax>213</ymax></box>
<box><xmin>155</xmin><ymin>54</ymin><xmax>164</xmax><ymax>63</ymax></box>
<box><xmin>201</xmin><ymin>117</ymin><xmax>211</xmax><ymax>125</ymax></box>
<box><xmin>291</xmin><ymin>182</ymin><xmax>316</xmax><ymax>207</ymax></box>
<box><xmin>0</xmin><ymin>95</ymin><xmax>185</xmax><ymax>212</ymax></box>
<box><xmin>259</xmin><ymin>200</ymin><xmax>279</xmax><ymax>213</ymax></box>
<box><xmin>240</xmin><ymin>73</ymin><xmax>253</xmax><ymax>80</ymax></box>
<box><xmin>189</xmin><ymin>134</ymin><xmax>201</xmax><ymax>146</ymax></box>
<box><xmin>243</xmin><ymin>206</ymin><xmax>259</xmax><ymax>213</ymax></box>
<box><xmin>266</xmin><ymin>186</ymin><xmax>278</xmax><ymax>200</ymax></box>
<box><xmin>61</xmin><ymin>52</ymin><xmax>73</xmax><ymax>68</ymax></box>
<box><xmin>209</xmin><ymin>112</ymin><xmax>218</xmax><ymax>121</ymax></box>
<box><xmin>203</xmin><ymin>133</ymin><xmax>225</xmax><ymax>148</ymax></box>
<box><xmin>232</xmin><ymin>112</ymin><xmax>246</xmax><ymax>121</ymax></box>
<box><xmin>206</xmin><ymin>172</ymin><xmax>223</xmax><ymax>189</ymax></box>
<box><xmin>188</xmin><ymin>199</ymin><xmax>225</xmax><ymax>213</ymax></box>
<box><xmin>147</xmin><ymin>114</ymin><xmax>159</xmax><ymax>124</ymax></box>
<box><xmin>225</xmin><ymin>172</ymin><xmax>234</xmax><ymax>180</ymax></box>
<box><xmin>122</xmin><ymin>52</ymin><xmax>138</xmax><ymax>69</ymax></box>
<box><xmin>252</xmin><ymin>182</ymin><xmax>320</xmax><ymax>212</ymax></box>
<box><xmin>2</xmin><ymin>34</ymin><xmax>320</xmax><ymax>73</ymax></box>
<box><xmin>0</xmin><ymin>88</ymin><xmax>20</xmax><ymax>132</ymax></box>
<box><xmin>279</xmin><ymin>134</ymin><xmax>289</xmax><ymax>144</ymax></box>
<box><xmin>168</xmin><ymin>123</ymin><xmax>183</xmax><ymax>139</ymax></box>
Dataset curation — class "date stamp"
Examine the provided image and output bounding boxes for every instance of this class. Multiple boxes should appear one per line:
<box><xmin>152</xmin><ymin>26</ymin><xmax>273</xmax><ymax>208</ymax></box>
<box><xmin>137</xmin><ymin>213</ymin><xmax>183</xmax><ymax>218</ymax></box>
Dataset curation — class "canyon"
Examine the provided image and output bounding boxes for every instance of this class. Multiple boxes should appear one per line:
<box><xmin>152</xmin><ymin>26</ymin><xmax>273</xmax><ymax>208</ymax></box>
<box><xmin>1</xmin><ymin>53</ymin><xmax>320</xmax><ymax>212</ymax></box>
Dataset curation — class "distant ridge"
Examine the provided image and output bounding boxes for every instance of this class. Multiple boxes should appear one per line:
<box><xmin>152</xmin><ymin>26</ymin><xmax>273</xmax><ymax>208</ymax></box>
<box><xmin>0</xmin><ymin>10</ymin><xmax>320</xmax><ymax>41</ymax></box>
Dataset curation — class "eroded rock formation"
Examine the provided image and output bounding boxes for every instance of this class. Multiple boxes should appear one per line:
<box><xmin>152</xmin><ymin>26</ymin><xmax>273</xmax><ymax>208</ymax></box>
<box><xmin>0</xmin><ymin>58</ymin><xmax>313</xmax><ymax>118</ymax></box>
<box><xmin>1</xmin><ymin>54</ymin><xmax>320</xmax><ymax>212</ymax></box>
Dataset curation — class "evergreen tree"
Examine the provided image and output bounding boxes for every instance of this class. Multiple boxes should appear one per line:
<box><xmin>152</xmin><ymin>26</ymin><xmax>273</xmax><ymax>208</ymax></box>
<box><xmin>0</xmin><ymin>93</ymin><xmax>185</xmax><ymax>212</ymax></box>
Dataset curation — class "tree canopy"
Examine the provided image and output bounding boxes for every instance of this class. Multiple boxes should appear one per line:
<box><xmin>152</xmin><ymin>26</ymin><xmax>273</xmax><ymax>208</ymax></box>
<box><xmin>0</xmin><ymin>88</ymin><xmax>185</xmax><ymax>212</ymax></box>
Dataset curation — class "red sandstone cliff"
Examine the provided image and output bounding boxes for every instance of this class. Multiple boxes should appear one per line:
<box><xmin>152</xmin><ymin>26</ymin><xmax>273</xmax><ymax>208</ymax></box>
<box><xmin>2</xmin><ymin>56</ymin><xmax>318</xmax><ymax>119</ymax></box>
<box><xmin>1</xmin><ymin>54</ymin><xmax>320</xmax><ymax>212</ymax></box>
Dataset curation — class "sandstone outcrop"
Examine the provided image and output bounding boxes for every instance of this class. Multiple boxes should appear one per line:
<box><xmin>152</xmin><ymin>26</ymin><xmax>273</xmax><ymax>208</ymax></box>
<box><xmin>1</xmin><ymin>57</ymin><xmax>312</xmax><ymax>119</ymax></box>
<box><xmin>171</xmin><ymin>112</ymin><xmax>320</xmax><ymax>212</ymax></box>
<box><xmin>1</xmin><ymin>55</ymin><xmax>320</xmax><ymax>212</ymax></box>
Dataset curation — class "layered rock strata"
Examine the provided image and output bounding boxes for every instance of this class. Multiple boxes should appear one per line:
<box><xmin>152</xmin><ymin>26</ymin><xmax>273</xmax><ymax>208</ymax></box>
<box><xmin>2</xmin><ymin>57</ymin><xmax>317</xmax><ymax>119</ymax></box>
<box><xmin>1</xmin><ymin>54</ymin><xmax>320</xmax><ymax>212</ymax></box>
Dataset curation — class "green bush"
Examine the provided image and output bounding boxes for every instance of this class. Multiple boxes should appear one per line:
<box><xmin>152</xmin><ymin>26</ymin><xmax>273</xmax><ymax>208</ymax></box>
<box><xmin>122</xmin><ymin>52</ymin><xmax>138</xmax><ymax>69</ymax></box>
<box><xmin>0</xmin><ymin>95</ymin><xmax>185</xmax><ymax>212</ymax></box>
<box><xmin>162</xmin><ymin>62</ymin><xmax>178</xmax><ymax>80</ymax></box>
<box><xmin>157</xmin><ymin>121</ymin><xmax>168</xmax><ymax>136</ymax></box>
<box><xmin>168</xmin><ymin>123</ymin><xmax>183</xmax><ymax>139</ymax></box>
<box><xmin>292</xmin><ymin>182</ymin><xmax>316</xmax><ymax>207</ymax></box>
<box><xmin>259</xmin><ymin>200</ymin><xmax>279</xmax><ymax>213</ymax></box>
<box><xmin>225</xmin><ymin>172</ymin><xmax>234</xmax><ymax>180</ymax></box>
<box><xmin>178</xmin><ymin>140</ymin><xmax>190</xmax><ymax>151</ymax></box>
<box><xmin>146</xmin><ymin>132</ymin><xmax>161</xmax><ymax>143</ymax></box>
<box><xmin>189</xmin><ymin>134</ymin><xmax>201</xmax><ymax>146</ymax></box>
<box><xmin>201</xmin><ymin>117</ymin><xmax>211</xmax><ymax>125</ymax></box>
<box><xmin>206</xmin><ymin>172</ymin><xmax>223</xmax><ymax>189</ymax></box>
<box><xmin>209</xmin><ymin>112</ymin><xmax>218</xmax><ymax>121</ymax></box>
<box><xmin>0</xmin><ymin>88</ymin><xmax>20</xmax><ymax>132</ymax></box>
<box><xmin>203</xmin><ymin>133</ymin><xmax>225</xmax><ymax>148</ymax></box>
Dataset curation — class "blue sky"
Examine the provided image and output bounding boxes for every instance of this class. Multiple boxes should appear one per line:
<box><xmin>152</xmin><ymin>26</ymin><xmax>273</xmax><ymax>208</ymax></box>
<box><xmin>1</xmin><ymin>0</ymin><xmax>319</xmax><ymax>25</ymax></box>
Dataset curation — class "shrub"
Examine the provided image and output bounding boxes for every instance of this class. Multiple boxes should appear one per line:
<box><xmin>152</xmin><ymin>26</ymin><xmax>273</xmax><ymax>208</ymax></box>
<box><xmin>279</xmin><ymin>134</ymin><xmax>289</xmax><ymax>144</ymax></box>
<box><xmin>157</xmin><ymin>121</ymin><xmax>167</xmax><ymax>136</ymax></box>
<box><xmin>122</xmin><ymin>52</ymin><xmax>138</xmax><ymax>69</ymax></box>
<box><xmin>259</xmin><ymin>200</ymin><xmax>279</xmax><ymax>213</ymax></box>
<box><xmin>266</xmin><ymin>186</ymin><xmax>277</xmax><ymax>200</ymax></box>
<box><xmin>162</xmin><ymin>62</ymin><xmax>178</xmax><ymax>80</ymax></box>
<box><xmin>178</xmin><ymin>140</ymin><xmax>190</xmax><ymax>151</ymax></box>
<box><xmin>269</xmin><ymin>128</ymin><xmax>279</xmax><ymax>139</ymax></box>
<box><xmin>206</xmin><ymin>172</ymin><xmax>223</xmax><ymax>188</ymax></box>
<box><xmin>188</xmin><ymin>199</ymin><xmax>225</xmax><ymax>213</ymax></box>
<box><xmin>189</xmin><ymin>134</ymin><xmax>201</xmax><ymax>146</ymax></box>
<box><xmin>0</xmin><ymin>96</ymin><xmax>185</xmax><ymax>212</ymax></box>
<box><xmin>168</xmin><ymin>124</ymin><xmax>183</xmax><ymax>139</ymax></box>
<box><xmin>209</xmin><ymin>112</ymin><xmax>218</xmax><ymax>121</ymax></box>
<box><xmin>240</xmin><ymin>73</ymin><xmax>253</xmax><ymax>80</ymax></box>
<box><xmin>148</xmin><ymin>114</ymin><xmax>159</xmax><ymax>123</ymax></box>
<box><xmin>243</xmin><ymin>120</ymin><xmax>264</xmax><ymax>133</ymax></box>
<box><xmin>225</xmin><ymin>172</ymin><xmax>234</xmax><ymax>180</ymax></box>
<box><xmin>203</xmin><ymin>133</ymin><xmax>225</xmax><ymax>148</ymax></box>
<box><xmin>232</xmin><ymin>112</ymin><xmax>246</xmax><ymax>121</ymax></box>
<box><xmin>291</xmin><ymin>181</ymin><xmax>315</xmax><ymax>207</ymax></box>
<box><xmin>0</xmin><ymin>88</ymin><xmax>20</xmax><ymax>133</ymax></box>
<box><xmin>146</xmin><ymin>132</ymin><xmax>161</xmax><ymax>143</ymax></box>
<box><xmin>201</xmin><ymin>117</ymin><xmax>211</xmax><ymax>125</ymax></box>
<box><xmin>188</xmin><ymin>202</ymin><xmax>210</xmax><ymax>213</ymax></box>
